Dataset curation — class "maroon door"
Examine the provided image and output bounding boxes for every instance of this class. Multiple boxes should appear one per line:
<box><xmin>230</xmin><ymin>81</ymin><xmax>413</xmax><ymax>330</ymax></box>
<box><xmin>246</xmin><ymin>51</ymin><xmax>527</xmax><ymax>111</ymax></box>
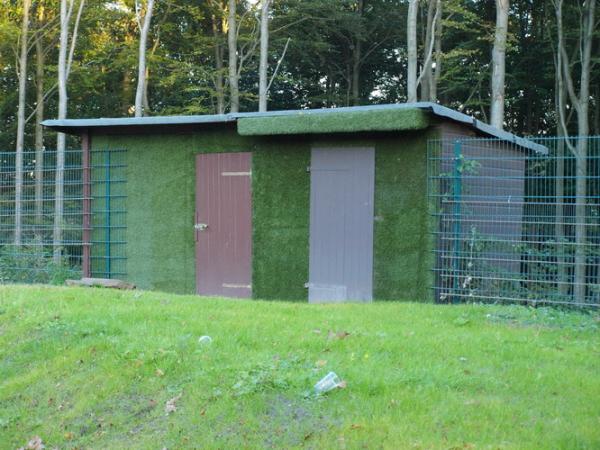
<box><xmin>195</xmin><ymin>153</ymin><xmax>252</xmax><ymax>298</ymax></box>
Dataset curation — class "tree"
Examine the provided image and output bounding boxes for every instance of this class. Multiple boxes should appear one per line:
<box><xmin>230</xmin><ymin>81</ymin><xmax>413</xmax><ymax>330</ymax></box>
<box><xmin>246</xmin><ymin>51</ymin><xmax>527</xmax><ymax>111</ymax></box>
<box><xmin>14</xmin><ymin>0</ymin><xmax>32</xmax><ymax>246</ymax></box>
<box><xmin>54</xmin><ymin>0</ymin><xmax>84</xmax><ymax>261</ymax></box>
<box><xmin>553</xmin><ymin>0</ymin><xmax>596</xmax><ymax>303</ymax></box>
<box><xmin>211</xmin><ymin>1</ymin><xmax>226</xmax><ymax>114</ymax></box>
<box><xmin>258</xmin><ymin>0</ymin><xmax>271</xmax><ymax>112</ymax></box>
<box><xmin>228</xmin><ymin>0</ymin><xmax>239</xmax><ymax>112</ymax></box>
<box><xmin>406</xmin><ymin>0</ymin><xmax>418</xmax><ymax>102</ymax></box>
<box><xmin>134</xmin><ymin>0</ymin><xmax>155</xmax><ymax>117</ymax></box>
<box><xmin>490</xmin><ymin>0</ymin><xmax>509</xmax><ymax>129</ymax></box>
<box><xmin>421</xmin><ymin>0</ymin><xmax>442</xmax><ymax>101</ymax></box>
<box><xmin>407</xmin><ymin>0</ymin><xmax>440</xmax><ymax>103</ymax></box>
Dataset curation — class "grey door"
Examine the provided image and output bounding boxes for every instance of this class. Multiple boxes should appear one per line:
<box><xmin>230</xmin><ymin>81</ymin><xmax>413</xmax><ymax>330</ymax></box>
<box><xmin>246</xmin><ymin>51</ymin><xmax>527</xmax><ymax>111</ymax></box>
<box><xmin>309</xmin><ymin>147</ymin><xmax>375</xmax><ymax>303</ymax></box>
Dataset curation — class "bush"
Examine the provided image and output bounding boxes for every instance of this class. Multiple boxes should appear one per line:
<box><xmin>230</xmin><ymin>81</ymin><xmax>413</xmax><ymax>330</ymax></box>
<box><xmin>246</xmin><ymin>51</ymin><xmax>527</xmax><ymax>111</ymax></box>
<box><xmin>0</xmin><ymin>246</ymin><xmax>79</xmax><ymax>285</ymax></box>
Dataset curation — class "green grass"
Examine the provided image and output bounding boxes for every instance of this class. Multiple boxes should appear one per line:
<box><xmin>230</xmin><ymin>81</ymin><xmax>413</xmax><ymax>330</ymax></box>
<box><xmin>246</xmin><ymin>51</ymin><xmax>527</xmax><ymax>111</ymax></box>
<box><xmin>1</xmin><ymin>286</ymin><xmax>599</xmax><ymax>449</ymax></box>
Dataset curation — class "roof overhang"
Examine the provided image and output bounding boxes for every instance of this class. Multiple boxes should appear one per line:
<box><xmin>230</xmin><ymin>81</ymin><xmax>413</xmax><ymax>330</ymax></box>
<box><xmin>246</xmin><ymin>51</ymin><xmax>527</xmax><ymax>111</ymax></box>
<box><xmin>42</xmin><ymin>102</ymin><xmax>547</xmax><ymax>154</ymax></box>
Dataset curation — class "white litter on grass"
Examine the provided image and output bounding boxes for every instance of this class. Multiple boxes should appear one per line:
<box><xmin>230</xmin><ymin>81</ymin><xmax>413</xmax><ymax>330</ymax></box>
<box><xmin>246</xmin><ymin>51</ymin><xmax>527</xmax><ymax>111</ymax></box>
<box><xmin>314</xmin><ymin>371</ymin><xmax>345</xmax><ymax>394</ymax></box>
<box><xmin>198</xmin><ymin>335</ymin><xmax>212</xmax><ymax>344</ymax></box>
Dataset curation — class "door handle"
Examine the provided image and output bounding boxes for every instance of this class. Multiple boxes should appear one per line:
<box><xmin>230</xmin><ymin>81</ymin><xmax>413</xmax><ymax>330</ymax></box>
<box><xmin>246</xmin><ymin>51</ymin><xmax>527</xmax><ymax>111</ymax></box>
<box><xmin>195</xmin><ymin>223</ymin><xmax>208</xmax><ymax>231</ymax></box>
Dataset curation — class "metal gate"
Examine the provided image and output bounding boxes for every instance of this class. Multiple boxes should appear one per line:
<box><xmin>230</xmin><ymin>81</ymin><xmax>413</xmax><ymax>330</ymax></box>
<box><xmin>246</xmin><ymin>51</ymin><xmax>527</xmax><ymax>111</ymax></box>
<box><xmin>428</xmin><ymin>137</ymin><xmax>600</xmax><ymax>307</ymax></box>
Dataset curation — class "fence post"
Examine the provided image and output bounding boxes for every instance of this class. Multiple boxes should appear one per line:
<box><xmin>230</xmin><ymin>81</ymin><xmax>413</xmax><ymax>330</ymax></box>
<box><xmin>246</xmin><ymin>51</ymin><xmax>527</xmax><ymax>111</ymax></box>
<box><xmin>82</xmin><ymin>131</ymin><xmax>91</xmax><ymax>277</ymax></box>
<box><xmin>105</xmin><ymin>150</ymin><xmax>111</xmax><ymax>278</ymax></box>
<box><xmin>452</xmin><ymin>140</ymin><xmax>463</xmax><ymax>303</ymax></box>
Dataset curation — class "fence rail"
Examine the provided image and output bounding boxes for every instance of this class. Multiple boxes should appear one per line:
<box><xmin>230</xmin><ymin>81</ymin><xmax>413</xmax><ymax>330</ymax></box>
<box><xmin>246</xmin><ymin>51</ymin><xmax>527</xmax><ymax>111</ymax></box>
<box><xmin>428</xmin><ymin>137</ymin><xmax>600</xmax><ymax>308</ymax></box>
<box><xmin>0</xmin><ymin>148</ymin><xmax>127</xmax><ymax>283</ymax></box>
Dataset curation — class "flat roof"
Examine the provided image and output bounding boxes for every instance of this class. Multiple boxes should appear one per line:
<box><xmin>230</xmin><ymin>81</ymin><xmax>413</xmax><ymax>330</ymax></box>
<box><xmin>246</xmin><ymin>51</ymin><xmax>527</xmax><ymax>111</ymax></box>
<box><xmin>42</xmin><ymin>102</ymin><xmax>546</xmax><ymax>153</ymax></box>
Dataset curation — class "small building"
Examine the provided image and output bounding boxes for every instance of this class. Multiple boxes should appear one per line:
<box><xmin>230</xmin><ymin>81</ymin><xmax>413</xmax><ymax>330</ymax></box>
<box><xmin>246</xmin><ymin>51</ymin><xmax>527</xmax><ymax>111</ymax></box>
<box><xmin>43</xmin><ymin>103</ymin><xmax>543</xmax><ymax>302</ymax></box>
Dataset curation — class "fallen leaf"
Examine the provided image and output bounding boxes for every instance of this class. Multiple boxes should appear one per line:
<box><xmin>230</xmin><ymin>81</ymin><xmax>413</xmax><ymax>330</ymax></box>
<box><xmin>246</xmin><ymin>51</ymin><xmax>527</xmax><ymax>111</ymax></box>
<box><xmin>328</xmin><ymin>330</ymin><xmax>351</xmax><ymax>340</ymax></box>
<box><xmin>18</xmin><ymin>436</ymin><xmax>44</xmax><ymax>450</ymax></box>
<box><xmin>350</xmin><ymin>424</ymin><xmax>362</xmax><ymax>430</ymax></box>
<box><xmin>316</xmin><ymin>359</ymin><xmax>327</xmax><ymax>367</ymax></box>
<box><xmin>64</xmin><ymin>432</ymin><xmax>74</xmax><ymax>440</ymax></box>
<box><xmin>155</xmin><ymin>368</ymin><xmax>165</xmax><ymax>377</ymax></box>
<box><xmin>165</xmin><ymin>393</ymin><xmax>182</xmax><ymax>414</ymax></box>
<box><xmin>200</xmin><ymin>408</ymin><xmax>206</xmax><ymax>416</ymax></box>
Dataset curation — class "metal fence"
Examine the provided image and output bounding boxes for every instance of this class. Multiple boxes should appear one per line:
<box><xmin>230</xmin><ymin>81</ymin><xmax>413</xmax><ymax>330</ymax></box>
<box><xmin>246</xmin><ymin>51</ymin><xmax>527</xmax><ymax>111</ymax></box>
<box><xmin>0</xmin><ymin>148</ymin><xmax>127</xmax><ymax>283</ymax></box>
<box><xmin>428</xmin><ymin>137</ymin><xmax>600</xmax><ymax>307</ymax></box>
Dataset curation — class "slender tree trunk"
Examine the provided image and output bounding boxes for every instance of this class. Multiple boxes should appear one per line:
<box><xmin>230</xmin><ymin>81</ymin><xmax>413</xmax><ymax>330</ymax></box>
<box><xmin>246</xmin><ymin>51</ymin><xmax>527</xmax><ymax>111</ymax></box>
<box><xmin>258</xmin><ymin>0</ymin><xmax>271</xmax><ymax>112</ymax></box>
<box><xmin>431</xmin><ymin>0</ymin><xmax>442</xmax><ymax>102</ymax></box>
<box><xmin>420</xmin><ymin>0</ymin><xmax>435</xmax><ymax>101</ymax></box>
<box><xmin>143</xmin><ymin>66</ymin><xmax>150</xmax><ymax>114</ymax></box>
<box><xmin>490</xmin><ymin>0</ymin><xmax>509</xmax><ymax>129</ymax></box>
<box><xmin>34</xmin><ymin>21</ymin><xmax>45</xmax><ymax>228</ymax></box>
<box><xmin>554</xmin><ymin>0</ymin><xmax>595</xmax><ymax>304</ymax></box>
<box><xmin>228</xmin><ymin>0</ymin><xmax>239</xmax><ymax>112</ymax></box>
<box><xmin>594</xmin><ymin>85</ymin><xmax>599</xmax><ymax>135</ymax></box>
<box><xmin>351</xmin><ymin>0</ymin><xmax>363</xmax><ymax>106</ymax></box>
<box><xmin>134</xmin><ymin>0</ymin><xmax>154</xmax><ymax>118</ymax></box>
<box><xmin>554</xmin><ymin>71</ymin><xmax>568</xmax><ymax>297</ymax></box>
<box><xmin>15</xmin><ymin>0</ymin><xmax>32</xmax><ymax>247</ymax></box>
<box><xmin>54</xmin><ymin>0</ymin><xmax>84</xmax><ymax>261</ymax></box>
<box><xmin>406</xmin><ymin>0</ymin><xmax>418</xmax><ymax>102</ymax></box>
<box><xmin>212</xmin><ymin>13</ymin><xmax>225</xmax><ymax>114</ymax></box>
<box><xmin>55</xmin><ymin>0</ymin><xmax>70</xmax><ymax>260</ymax></box>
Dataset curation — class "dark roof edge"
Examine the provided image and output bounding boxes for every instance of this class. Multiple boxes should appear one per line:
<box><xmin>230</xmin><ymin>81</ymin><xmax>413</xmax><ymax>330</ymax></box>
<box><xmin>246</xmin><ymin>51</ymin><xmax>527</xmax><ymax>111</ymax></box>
<box><xmin>42</xmin><ymin>102</ymin><xmax>547</xmax><ymax>153</ymax></box>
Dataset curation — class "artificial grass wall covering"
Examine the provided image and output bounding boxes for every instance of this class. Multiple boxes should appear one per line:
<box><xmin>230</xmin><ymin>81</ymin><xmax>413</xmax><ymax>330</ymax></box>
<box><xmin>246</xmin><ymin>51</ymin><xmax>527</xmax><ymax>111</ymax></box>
<box><xmin>372</xmin><ymin>132</ymin><xmax>436</xmax><ymax>301</ymax></box>
<box><xmin>92</xmin><ymin>127</ymin><xmax>311</xmax><ymax>299</ymax></box>
<box><xmin>237</xmin><ymin>109</ymin><xmax>429</xmax><ymax>136</ymax></box>
<box><xmin>251</xmin><ymin>141</ymin><xmax>310</xmax><ymax>300</ymax></box>
<box><xmin>93</xmin><ymin>133</ymin><xmax>197</xmax><ymax>294</ymax></box>
<box><xmin>92</xmin><ymin>126</ymin><xmax>436</xmax><ymax>302</ymax></box>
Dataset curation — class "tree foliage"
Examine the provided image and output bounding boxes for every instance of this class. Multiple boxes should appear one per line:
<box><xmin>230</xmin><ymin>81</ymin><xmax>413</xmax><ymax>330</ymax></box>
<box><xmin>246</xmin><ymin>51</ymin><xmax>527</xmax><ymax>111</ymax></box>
<box><xmin>0</xmin><ymin>0</ymin><xmax>598</xmax><ymax>150</ymax></box>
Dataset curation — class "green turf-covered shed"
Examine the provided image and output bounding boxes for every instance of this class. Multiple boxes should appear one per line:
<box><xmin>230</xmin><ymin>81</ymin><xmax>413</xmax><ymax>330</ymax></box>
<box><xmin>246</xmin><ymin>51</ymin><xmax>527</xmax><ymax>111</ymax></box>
<box><xmin>43</xmin><ymin>102</ymin><xmax>541</xmax><ymax>302</ymax></box>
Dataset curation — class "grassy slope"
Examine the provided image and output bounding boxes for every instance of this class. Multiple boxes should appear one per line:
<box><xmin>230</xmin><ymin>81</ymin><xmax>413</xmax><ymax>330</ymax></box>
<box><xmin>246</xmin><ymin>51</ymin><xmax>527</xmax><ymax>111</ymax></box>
<box><xmin>0</xmin><ymin>286</ymin><xmax>599</xmax><ymax>449</ymax></box>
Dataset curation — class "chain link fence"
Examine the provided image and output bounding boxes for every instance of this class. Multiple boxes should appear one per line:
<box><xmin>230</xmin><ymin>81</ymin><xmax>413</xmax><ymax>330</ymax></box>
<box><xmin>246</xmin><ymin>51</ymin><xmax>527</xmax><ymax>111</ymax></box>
<box><xmin>0</xmin><ymin>148</ymin><xmax>126</xmax><ymax>283</ymax></box>
<box><xmin>428</xmin><ymin>137</ymin><xmax>600</xmax><ymax>307</ymax></box>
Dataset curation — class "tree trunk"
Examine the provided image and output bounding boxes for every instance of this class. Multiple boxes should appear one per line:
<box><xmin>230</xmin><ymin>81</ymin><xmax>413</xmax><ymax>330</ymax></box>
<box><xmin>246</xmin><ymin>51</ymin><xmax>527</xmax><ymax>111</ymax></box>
<box><xmin>490</xmin><ymin>0</ymin><xmax>509</xmax><ymax>129</ymax></box>
<box><xmin>258</xmin><ymin>0</ymin><xmax>271</xmax><ymax>112</ymax></box>
<box><xmin>554</xmin><ymin>65</ymin><xmax>568</xmax><ymax>298</ymax></box>
<box><xmin>143</xmin><ymin>66</ymin><xmax>150</xmax><ymax>114</ymax></box>
<box><xmin>212</xmin><ymin>13</ymin><xmax>225</xmax><ymax>114</ymax></box>
<box><xmin>406</xmin><ymin>0</ymin><xmax>418</xmax><ymax>103</ymax></box>
<box><xmin>228</xmin><ymin>0</ymin><xmax>239</xmax><ymax>113</ymax></box>
<box><xmin>351</xmin><ymin>0</ymin><xmax>363</xmax><ymax>106</ymax></box>
<box><xmin>554</xmin><ymin>0</ymin><xmax>595</xmax><ymax>304</ymax></box>
<box><xmin>15</xmin><ymin>0</ymin><xmax>32</xmax><ymax>247</ymax></box>
<box><xmin>55</xmin><ymin>0</ymin><xmax>70</xmax><ymax>261</ymax></box>
<box><xmin>34</xmin><ymin>21</ymin><xmax>45</xmax><ymax>229</ymax></box>
<box><xmin>54</xmin><ymin>0</ymin><xmax>84</xmax><ymax>261</ymax></box>
<box><xmin>420</xmin><ymin>0</ymin><xmax>435</xmax><ymax>101</ymax></box>
<box><xmin>135</xmin><ymin>0</ymin><xmax>154</xmax><ymax>118</ymax></box>
<box><xmin>594</xmin><ymin>85</ymin><xmax>599</xmax><ymax>135</ymax></box>
<box><xmin>431</xmin><ymin>0</ymin><xmax>442</xmax><ymax>102</ymax></box>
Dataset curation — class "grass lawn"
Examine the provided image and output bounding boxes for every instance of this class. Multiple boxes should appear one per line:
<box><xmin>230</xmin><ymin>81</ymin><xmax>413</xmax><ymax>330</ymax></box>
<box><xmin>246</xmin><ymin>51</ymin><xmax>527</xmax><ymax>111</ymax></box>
<box><xmin>1</xmin><ymin>286</ymin><xmax>599</xmax><ymax>449</ymax></box>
